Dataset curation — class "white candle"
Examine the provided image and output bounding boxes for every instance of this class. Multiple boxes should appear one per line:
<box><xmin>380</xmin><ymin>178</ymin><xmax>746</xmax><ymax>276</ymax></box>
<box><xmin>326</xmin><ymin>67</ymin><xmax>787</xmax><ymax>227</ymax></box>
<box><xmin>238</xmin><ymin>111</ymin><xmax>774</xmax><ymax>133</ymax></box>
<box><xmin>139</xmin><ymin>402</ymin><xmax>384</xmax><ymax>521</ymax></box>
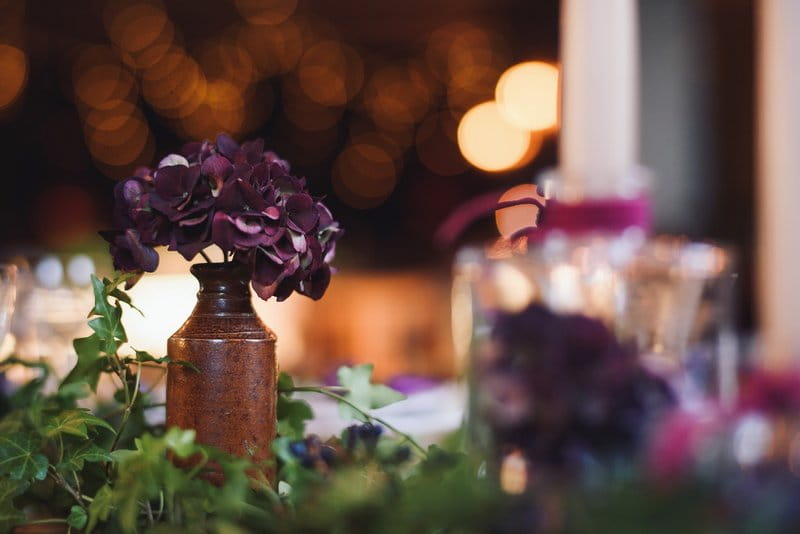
<box><xmin>758</xmin><ymin>0</ymin><xmax>800</xmax><ymax>367</ymax></box>
<box><xmin>559</xmin><ymin>0</ymin><xmax>639</xmax><ymax>199</ymax></box>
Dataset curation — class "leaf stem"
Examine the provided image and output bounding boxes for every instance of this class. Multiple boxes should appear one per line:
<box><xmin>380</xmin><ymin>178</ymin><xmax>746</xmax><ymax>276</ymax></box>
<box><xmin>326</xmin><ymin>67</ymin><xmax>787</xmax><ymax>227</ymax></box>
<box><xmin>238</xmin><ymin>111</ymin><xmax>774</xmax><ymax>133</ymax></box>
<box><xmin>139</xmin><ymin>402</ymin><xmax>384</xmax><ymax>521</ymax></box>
<box><xmin>291</xmin><ymin>386</ymin><xmax>427</xmax><ymax>457</ymax></box>
<box><xmin>22</xmin><ymin>518</ymin><xmax>68</xmax><ymax>525</ymax></box>
<box><xmin>200</xmin><ymin>249</ymin><xmax>213</xmax><ymax>263</ymax></box>
<box><xmin>48</xmin><ymin>470</ymin><xmax>87</xmax><ymax>510</ymax></box>
<box><xmin>283</xmin><ymin>385</ymin><xmax>349</xmax><ymax>394</ymax></box>
<box><xmin>109</xmin><ymin>360</ymin><xmax>142</xmax><ymax>452</ymax></box>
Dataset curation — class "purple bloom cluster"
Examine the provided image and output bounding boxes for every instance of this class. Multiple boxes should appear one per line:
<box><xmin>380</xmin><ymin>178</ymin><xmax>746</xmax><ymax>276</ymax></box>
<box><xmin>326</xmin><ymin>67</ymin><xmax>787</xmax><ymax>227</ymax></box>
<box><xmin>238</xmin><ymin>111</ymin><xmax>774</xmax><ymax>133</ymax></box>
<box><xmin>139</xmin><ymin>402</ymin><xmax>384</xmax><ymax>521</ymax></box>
<box><xmin>101</xmin><ymin>133</ymin><xmax>342</xmax><ymax>301</ymax></box>
<box><xmin>479</xmin><ymin>304</ymin><xmax>674</xmax><ymax>472</ymax></box>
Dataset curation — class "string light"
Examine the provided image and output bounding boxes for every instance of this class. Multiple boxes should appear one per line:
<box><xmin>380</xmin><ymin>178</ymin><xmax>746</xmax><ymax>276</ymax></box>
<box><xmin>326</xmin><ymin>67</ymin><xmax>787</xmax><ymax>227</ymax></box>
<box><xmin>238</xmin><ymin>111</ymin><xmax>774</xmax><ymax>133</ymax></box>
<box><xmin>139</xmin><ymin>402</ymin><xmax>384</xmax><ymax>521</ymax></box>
<box><xmin>0</xmin><ymin>44</ymin><xmax>27</xmax><ymax>110</ymax></box>
<box><xmin>457</xmin><ymin>101</ymin><xmax>537</xmax><ymax>172</ymax></box>
<box><xmin>495</xmin><ymin>61</ymin><xmax>559</xmax><ymax>131</ymax></box>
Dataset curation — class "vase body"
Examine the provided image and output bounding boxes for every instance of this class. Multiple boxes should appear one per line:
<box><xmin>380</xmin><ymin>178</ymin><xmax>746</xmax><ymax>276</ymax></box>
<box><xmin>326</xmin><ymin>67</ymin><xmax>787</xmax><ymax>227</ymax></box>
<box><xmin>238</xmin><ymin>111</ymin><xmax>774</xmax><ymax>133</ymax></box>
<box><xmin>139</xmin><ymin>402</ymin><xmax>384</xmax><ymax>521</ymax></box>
<box><xmin>166</xmin><ymin>263</ymin><xmax>277</xmax><ymax>470</ymax></box>
<box><xmin>453</xmin><ymin>234</ymin><xmax>735</xmax><ymax>492</ymax></box>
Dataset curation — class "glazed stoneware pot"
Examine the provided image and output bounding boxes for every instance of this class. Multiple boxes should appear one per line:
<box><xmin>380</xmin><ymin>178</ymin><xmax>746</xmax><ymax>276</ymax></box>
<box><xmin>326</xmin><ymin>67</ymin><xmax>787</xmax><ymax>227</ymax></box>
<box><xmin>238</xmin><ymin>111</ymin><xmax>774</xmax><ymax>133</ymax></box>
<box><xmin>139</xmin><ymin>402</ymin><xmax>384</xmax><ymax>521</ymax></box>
<box><xmin>166</xmin><ymin>263</ymin><xmax>277</xmax><ymax>477</ymax></box>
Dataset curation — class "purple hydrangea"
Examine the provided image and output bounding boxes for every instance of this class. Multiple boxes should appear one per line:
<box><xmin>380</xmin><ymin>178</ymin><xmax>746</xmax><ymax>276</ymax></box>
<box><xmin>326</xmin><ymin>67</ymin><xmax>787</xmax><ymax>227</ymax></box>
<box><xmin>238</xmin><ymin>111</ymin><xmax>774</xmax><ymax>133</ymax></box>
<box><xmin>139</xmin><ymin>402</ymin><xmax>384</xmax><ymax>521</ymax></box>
<box><xmin>102</xmin><ymin>133</ymin><xmax>342</xmax><ymax>301</ymax></box>
<box><xmin>479</xmin><ymin>304</ymin><xmax>674</xmax><ymax>472</ymax></box>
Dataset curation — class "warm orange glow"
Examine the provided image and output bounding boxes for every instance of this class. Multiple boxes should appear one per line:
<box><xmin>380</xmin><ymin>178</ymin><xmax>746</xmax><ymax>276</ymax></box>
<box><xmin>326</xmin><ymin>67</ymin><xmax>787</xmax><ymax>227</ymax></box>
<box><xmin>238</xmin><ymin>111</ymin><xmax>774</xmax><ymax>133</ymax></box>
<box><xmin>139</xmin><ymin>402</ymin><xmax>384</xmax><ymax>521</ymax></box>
<box><xmin>72</xmin><ymin>46</ymin><xmax>137</xmax><ymax>111</ymax></box>
<box><xmin>106</xmin><ymin>3</ymin><xmax>169</xmax><ymax>54</ymax></box>
<box><xmin>364</xmin><ymin>65</ymin><xmax>431</xmax><ymax>132</ymax></box>
<box><xmin>447</xmin><ymin>27</ymin><xmax>494</xmax><ymax>88</ymax></box>
<box><xmin>445</xmin><ymin>67</ymin><xmax>500</xmax><ymax>116</ymax></box>
<box><xmin>282</xmin><ymin>76</ymin><xmax>343</xmax><ymax>131</ymax></box>
<box><xmin>237</xmin><ymin>20</ymin><xmax>303</xmax><ymax>76</ymax></box>
<box><xmin>143</xmin><ymin>53</ymin><xmax>207</xmax><ymax>118</ymax></box>
<box><xmin>0</xmin><ymin>44</ymin><xmax>27</xmax><ymax>110</ymax></box>
<box><xmin>198</xmin><ymin>41</ymin><xmax>256</xmax><ymax>88</ymax></box>
<box><xmin>235</xmin><ymin>0</ymin><xmax>298</xmax><ymax>26</ymax></box>
<box><xmin>495</xmin><ymin>184</ymin><xmax>544</xmax><ymax>238</ymax></box>
<box><xmin>426</xmin><ymin>22</ymin><xmax>509</xmax><ymax>93</ymax></box>
<box><xmin>496</xmin><ymin>61</ymin><xmax>559</xmax><ymax>131</ymax></box>
<box><xmin>83</xmin><ymin>101</ymin><xmax>140</xmax><ymax>131</ymax></box>
<box><xmin>85</xmin><ymin>116</ymin><xmax>152</xmax><ymax>167</ymax></box>
<box><xmin>457</xmin><ymin>101</ymin><xmax>537</xmax><ymax>172</ymax></box>
<box><xmin>415</xmin><ymin>112</ymin><xmax>467</xmax><ymax>176</ymax></box>
<box><xmin>179</xmin><ymin>79</ymin><xmax>250</xmax><ymax>140</ymax></box>
<box><xmin>333</xmin><ymin>141</ymin><xmax>398</xmax><ymax>209</ymax></box>
<box><xmin>298</xmin><ymin>40</ymin><xmax>363</xmax><ymax>106</ymax></box>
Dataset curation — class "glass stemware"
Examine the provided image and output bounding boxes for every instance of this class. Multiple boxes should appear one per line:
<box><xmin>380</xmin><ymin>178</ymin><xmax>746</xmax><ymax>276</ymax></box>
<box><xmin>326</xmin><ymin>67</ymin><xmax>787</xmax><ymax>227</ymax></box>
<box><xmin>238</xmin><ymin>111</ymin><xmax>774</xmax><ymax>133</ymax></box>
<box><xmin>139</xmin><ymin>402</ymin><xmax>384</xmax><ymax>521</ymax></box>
<box><xmin>0</xmin><ymin>264</ymin><xmax>17</xmax><ymax>351</ymax></box>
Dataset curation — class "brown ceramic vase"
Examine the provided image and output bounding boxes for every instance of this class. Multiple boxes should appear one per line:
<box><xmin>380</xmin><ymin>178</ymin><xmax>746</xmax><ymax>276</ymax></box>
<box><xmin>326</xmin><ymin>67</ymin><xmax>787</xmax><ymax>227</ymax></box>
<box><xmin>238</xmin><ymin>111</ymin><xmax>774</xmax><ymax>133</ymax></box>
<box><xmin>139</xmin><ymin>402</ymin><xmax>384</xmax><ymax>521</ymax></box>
<box><xmin>166</xmin><ymin>262</ymin><xmax>277</xmax><ymax>476</ymax></box>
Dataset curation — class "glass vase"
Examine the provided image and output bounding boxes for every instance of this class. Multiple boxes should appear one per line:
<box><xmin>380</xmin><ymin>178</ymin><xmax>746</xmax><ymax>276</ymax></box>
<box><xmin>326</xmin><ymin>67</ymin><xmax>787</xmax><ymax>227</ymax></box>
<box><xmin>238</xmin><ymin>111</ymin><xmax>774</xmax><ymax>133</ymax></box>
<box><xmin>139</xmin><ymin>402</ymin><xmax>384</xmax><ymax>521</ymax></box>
<box><xmin>452</xmin><ymin>231</ymin><xmax>735</xmax><ymax>488</ymax></box>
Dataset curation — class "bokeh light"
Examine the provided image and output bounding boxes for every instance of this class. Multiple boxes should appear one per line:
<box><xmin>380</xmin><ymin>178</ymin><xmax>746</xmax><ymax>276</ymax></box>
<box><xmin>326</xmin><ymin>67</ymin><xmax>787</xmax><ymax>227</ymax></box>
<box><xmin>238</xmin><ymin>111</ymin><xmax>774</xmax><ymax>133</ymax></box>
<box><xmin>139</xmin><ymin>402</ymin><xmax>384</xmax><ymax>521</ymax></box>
<box><xmin>298</xmin><ymin>40</ymin><xmax>363</xmax><ymax>106</ymax></box>
<box><xmin>105</xmin><ymin>2</ymin><xmax>170</xmax><ymax>55</ymax></box>
<box><xmin>364</xmin><ymin>65</ymin><xmax>432</xmax><ymax>133</ymax></box>
<box><xmin>72</xmin><ymin>47</ymin><xmax>137</xmax><ymax>110</ymax></box>
<box><xmin>235</xmin><ymin>0</ymin><xmax>298</xmax><ymax>26</ymax></box>
<box><xmin>457</xmin><ymin>101</ymin><xmax>539</xmax><ymax>172</ymax></box>
<box><xmin>84</xmin><ymin>115</ymin><xmax>153</xmax><ymax>167</ymax></box>
<box><xmin>0</xmin><ymin>44</ymin><xmax>27</xmax><ymax>110</ymax></box>
<box><xmin>333</xmin><ymin>140</ymin><xmax>399</xmax><ymax>209</ymax></box>
<box><xmin>415</xmin><ymin>112</ymin><xmax>467</xmax><ymax>176</ymax></box>
<box><xmin>237</xmin><ymin>20</ymin><xmax>303</xmax><ymax>76</ymax></box>
<box><xmin>495</xmin><ymin>184</ymin><xmax>545</xmax><ymax>238</ymax></box>
<box><xmin>197</xmin><ymin>40</ymin><xmax>256</xmax><ymax>88</ymax></box>
<box><xmin>495</xmin><ymin>61</ymin><xmax>559</xmax><ymax>131</ymax></box>
<box><xmin>282</xmin><ymin>76</ymin><xmax>343</xmax><ymax>131</ymax></box>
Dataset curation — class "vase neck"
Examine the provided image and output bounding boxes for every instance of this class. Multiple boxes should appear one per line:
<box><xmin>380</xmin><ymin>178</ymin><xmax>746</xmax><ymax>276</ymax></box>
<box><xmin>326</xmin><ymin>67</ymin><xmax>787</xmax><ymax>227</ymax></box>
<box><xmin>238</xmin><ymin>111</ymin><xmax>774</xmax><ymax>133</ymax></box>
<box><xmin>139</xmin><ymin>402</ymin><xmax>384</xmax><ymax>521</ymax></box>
<box><xmin>190</xmin><ymin>263</ymin><xmax>254</xmax><ymax>315</ymax></box>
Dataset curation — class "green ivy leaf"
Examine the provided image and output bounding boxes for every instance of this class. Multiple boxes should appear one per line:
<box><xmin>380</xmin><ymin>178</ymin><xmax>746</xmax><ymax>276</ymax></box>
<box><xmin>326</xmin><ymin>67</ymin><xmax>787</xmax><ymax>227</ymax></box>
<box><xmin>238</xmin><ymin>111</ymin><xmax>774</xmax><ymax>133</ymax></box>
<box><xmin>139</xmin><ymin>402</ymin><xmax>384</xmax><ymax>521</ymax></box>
<box><xmin>103</xmin><ymin>274</ymin><xmax>143</xmax><ymax>315</ymax></box>
<box><xmin>88</xmin><ymin>305</ymin><xmax>126</xmax><ymax>355</ymax></box>
<box><xmin>62</xmin><ymin>334</ymin><xmax>107</xmax><ymax>392</ymax></box>
<box><xmin>87</xmin><ymin>484</ymin><xmax>113</xmax><ymax>532</ymax></box>
<box><xmin>87</xmin><ymin>275</ymin><xmax>128</xmax><ymax>354</ymax></box>
<box><xmin>336</xmin><ymin>364</ymin><xmax>406</xmax><ymax>421</ymax></box>
<box><xmin>67</xmin><ymin>505</ymin><xmax>88</xmax><ymax>529</ymax></box>
<box><xmin>0</xmin><ymin>477</ymin><xmax>28</xmax><ymax>533</ymax></box>
<box><xmin>0</xmin><ymin>434</ymin><xmax>48</xmax><ymax>481</ymax></box>
<box><xmin>126</xmin><ymin>350</ymin><xmax>199</xmax><ymax>372</ymax></box>
<box><xmin>162</xmin><ymin>427</ymin><xmax>197</xmax><ymax>459</ymax></box>
<box><xmin>57</xmin><ymin>441</ymin><xmax>113</xmax><ymax>473</ymax></box>
<box><xmin>43</xmin><ymin>409</ymin><xmax>115</xmax><ymax>439</ymax></box>
<box><xmin>277</xmin><ymin>394</ymin><xmax>313</xmax><ymax>439</ymax></box>
<box><xmin>277</xmin><ymin>371</ymin><xmax>295</xmax><ymax>391</ymax></box>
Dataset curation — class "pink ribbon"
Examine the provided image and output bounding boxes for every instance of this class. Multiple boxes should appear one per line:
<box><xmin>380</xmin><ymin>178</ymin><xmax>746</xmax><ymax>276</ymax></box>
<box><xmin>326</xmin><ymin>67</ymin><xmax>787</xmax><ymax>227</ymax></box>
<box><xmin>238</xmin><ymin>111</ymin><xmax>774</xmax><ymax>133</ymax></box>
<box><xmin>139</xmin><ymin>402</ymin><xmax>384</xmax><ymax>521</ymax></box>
<box><xmin>435</xmin><ymin>190</ymin><xmax>651</xmax><ymax>247</ymax></box>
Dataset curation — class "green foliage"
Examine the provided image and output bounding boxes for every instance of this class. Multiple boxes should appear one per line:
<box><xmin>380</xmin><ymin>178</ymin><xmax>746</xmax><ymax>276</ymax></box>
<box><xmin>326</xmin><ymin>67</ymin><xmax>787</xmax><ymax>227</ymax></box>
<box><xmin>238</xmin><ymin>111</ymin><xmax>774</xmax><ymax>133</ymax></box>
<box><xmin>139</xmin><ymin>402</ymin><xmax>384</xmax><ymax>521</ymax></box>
<box><xmin>44</xmin><ymin>409</ymin><xmax>115</xmax><ymax>439</ymax></box>
<box><xmin>68</xmin><ymin>504</ymin><xmax>88</xmax><ymax>529</ymax></box>
<box><xmin>0</xmin><ymin>272</ymin><xmax>506</xmax><ymax>533</ymax></box>
<box><xmin>276</xmin><ymin>373</ymin><xmax>312</xmax><ymax>439</ymax></box>
<box><xmin>0</xmin><ymin>479</ymin><xmax>27</xmax><ymax>532</ymax></box>
<box><xmin>0</xmin><ymin>434</ymin><xmax>48</xmax><ymax>481</ymax></box>
<box><xmin>335</xmin><ymin>364</ymin><xmax>406</xmax><ymax>421</ymax></box>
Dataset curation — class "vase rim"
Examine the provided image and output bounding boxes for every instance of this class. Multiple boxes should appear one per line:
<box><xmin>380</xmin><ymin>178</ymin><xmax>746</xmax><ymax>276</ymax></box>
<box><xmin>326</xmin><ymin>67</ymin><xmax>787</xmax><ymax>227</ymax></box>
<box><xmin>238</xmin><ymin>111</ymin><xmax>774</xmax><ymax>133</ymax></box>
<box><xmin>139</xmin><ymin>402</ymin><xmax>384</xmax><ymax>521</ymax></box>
<box><xmin>191</xmin><ymin>262</ymin><xmax>248</xmax><ymax>272</ymax></box>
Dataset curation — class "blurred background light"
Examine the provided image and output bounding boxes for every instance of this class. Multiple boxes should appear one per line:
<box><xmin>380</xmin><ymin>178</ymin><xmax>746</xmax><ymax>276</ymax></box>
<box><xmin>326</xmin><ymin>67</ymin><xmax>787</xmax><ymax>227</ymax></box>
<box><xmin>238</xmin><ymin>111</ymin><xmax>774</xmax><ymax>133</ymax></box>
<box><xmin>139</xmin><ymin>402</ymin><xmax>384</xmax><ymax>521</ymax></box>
<box><xmin>333</xmin><ymin>140</ymin><xmax>398</xmax><ymax>209</ymax></box>
<box><xmin>495</xmin><ymin>184</ymin><xmax>544</xmax><ymax>238</ymax></box>
<box><xmin>415</xmin><ymin>112</ymin><xmax>467</xmax><ymax>176</ymax></box>
<box><xmin>105</xmin><ymin>2</ymin><xmax>170</xmax><ymax>56</ymax></box>
<box><xmin>235</xmin><ymin>0</ymin><xmax>299</xmax><ymax>26</ymax></box>
<box><xmin>298</xmin><ymin>40</ymin><xmax>363</xmax><ymax>106</ymax></box>
<box><xmin>457</xmin><ymin>101</ymin><xmax>539</xmax><ymax>172</ymax></box>
<box><xmin>237</xmin><ymin>20</ymin><xmax>303</xmax><ymax>76</ymax></box>
<box><xmin>365</xmin><ymin>65</ymin><xmax>431</xmax><ymax>133</ymax></box>
<box><xmin>0</xmin><ymin>44</ymin><xmax>27</xmax><ymax>110</ymax></box>
<box><xmin>282</xmin><ymin>76</ymin><xmax>344</xmax><ymax>131</ymax></box>
<box><xmin>495</xmin><ymin>61</ymin><xmax>559</xmax><ymax>131</ymax></box>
